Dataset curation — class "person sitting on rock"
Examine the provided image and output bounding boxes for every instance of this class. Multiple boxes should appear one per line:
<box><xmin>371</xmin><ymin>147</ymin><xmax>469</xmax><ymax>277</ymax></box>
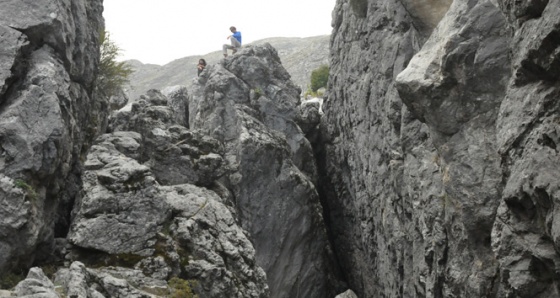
<box><xmin>197</xmin><ymin>58</ymin><xmax>207</xmax><ymax>76</ymax></box>
<box><xmin>223</xmin><ymin>26</ymin><xmax>242</xmax><ymax>57</ymax></box>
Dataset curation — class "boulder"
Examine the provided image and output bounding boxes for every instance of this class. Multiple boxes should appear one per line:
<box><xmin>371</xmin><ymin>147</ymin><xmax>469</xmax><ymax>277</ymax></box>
<box><xmin>14</xmin><ymin>267</ymin><xmax>58</xmax><ymax>298</ymax></box>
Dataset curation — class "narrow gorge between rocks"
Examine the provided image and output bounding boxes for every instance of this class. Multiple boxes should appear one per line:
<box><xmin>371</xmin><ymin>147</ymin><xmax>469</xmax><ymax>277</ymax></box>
<box><xmin>1</xmin><ymin>1</ymin><xmax>560</xmax><ymax>298</ymax></box>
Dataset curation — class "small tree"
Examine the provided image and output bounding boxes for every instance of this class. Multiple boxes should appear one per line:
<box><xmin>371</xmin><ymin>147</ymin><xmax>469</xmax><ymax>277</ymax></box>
<box><xmin>96</xmin><ymin>30</ymin><xmax>133</xmax><ymax>97</ymax></box>
<box><xmin>310</xmin><ymin>65</ymin><xmax>329</xmax><ymax>92</ymax></box>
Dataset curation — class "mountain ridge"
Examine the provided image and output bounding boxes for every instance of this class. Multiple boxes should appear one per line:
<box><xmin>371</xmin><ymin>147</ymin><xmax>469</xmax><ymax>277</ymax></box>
<box><xmin>124</xmin><ymin>35</ymin><xmax>330</xmax><ymax>101</ymax></box>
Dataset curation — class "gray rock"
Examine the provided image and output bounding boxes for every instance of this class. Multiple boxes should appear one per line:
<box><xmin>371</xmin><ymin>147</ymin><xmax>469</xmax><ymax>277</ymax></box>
<box><xmin>0</xmin><ymin>0</ymin><xmax>105</xmax><ymax>275</ymax></box>
<box><xmin>164</xmin><ymin>184</ymin><xmax>269</xmax><ymax>298</ymax></box>
<box><xmin>321</xmin><ymin>0</ymin><xmax>435</xmax><ymax>296</ymax></box>
<box><xmin>14</xmin><ymin>267</ymin><xmax>58</xmax><ymax>298</ymax></box>
<box><xmin>400</xmin><ymin>0</ymin><xmax>453</xmax><ymax>36</ymax></box>
<box><xmin>66</xmin><ymin>87</ymin><xmax>269</xmax><ymax>297</ymax></box>
<box><xmin>0</xmin><ymin>25</ymin><xmax>28</xmax><ymax>101</ymax></box>
<box><xmin>190</xmin><ymin>43</ymin><xmax>342</xmax><ymax>298</ymax></box>
<box><xmin>324</xmin><ymin>0</ymin><xmax>560</xmax><ymax>297</ymax></box>
<box><xmin>54</xmin><ymin>261</ymin><xmax>167</xmax><ymax>298</ymax></box>
<box><xmin>396</xmin><ymin>0</ymin><xmax>509</xmax><ymax>295</ymax></box>
<box><xmin>109</xmin><ymin>90</ymin><xmax>226</xmax><ymax>186</ymax></box>
<box><xmin>0</xmin><ymin>0</ymin><xmax>102</xmax><ymax>83</ymax></box>
<box><xmin>162</xmin><ymin>86</ymin><xmax>190</xmax><ymax>128</ymax></box>
<box><xmin>335</xmin><ymin>289</ymin><xmax>358</xmax><ymax>298</ymax></box>
<box><xmin>68</xmin><ymin>139</ymin><xmax>170</xmax><ymax>256</ymax></box>
<box><xmin>109</xmin><ymin>88</ymin><xmax>129</xmax><ymax>111</ymax></box>
<box><xmin>297</xmin><ymin>98</ymin><xmax>323</xmax><ymax>136</ymax></box>
<box><xmin>54</xmin><ymin>262</ymin><xmax>91</xmax><ymax>298</ymax></box>
<box><xmin>490</xmin><ymin>0</ymin><xmax>560</xmax><ymax>297</ymax></box>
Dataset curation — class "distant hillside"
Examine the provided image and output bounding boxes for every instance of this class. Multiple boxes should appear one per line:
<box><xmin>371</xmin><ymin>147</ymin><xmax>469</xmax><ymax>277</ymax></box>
<box><xmin>124</xmin><ymin>35</ymin><xmax>330</xmax><ymax>101</ymax></box>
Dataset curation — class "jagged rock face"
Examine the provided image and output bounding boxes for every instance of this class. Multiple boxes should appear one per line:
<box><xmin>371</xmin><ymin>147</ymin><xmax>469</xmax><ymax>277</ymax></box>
<box><xmin>0</xmin><ymin>0</ymin><xmax>105</xmax><ymax>275</ymax></box>
<box><xmin>396</xmin><ymin>0</ymin><xmax>510</xmax><ymax>295</ymax></box>
<box><xmin>397</xmin><ymin>0</ymin><xmax>510</xmax><ymax>242</ymax></box>
<box><xmin>108</xmin><ymin>89</ymin><xmax>225</xmax><ymax>186</ymax></box>
<box><xmin>190</xmin><ymin>44</ymin><xmax>342</xmax><ymax>298</ymax></box>
<box><xmin>324</xmin><ymin>0</ymin><xmax>560</xmax><ymax>297</ymax></box>
<box><xmin>68</xmin><ymin>131</ymin><xmax>171</xmax><ymax>256</ymax></box>
<box><xmin>491</xmin><ymin>0</ymin><xmax>560</xmax><ymax>296</ymax></box>
<box><xmin>67</xmin><ymin>90</ymin><xmax>269</xmax><ymax>298</ymax></box>
<box><xmin>321</xmin><ymin>1</ymin><xmax>434</xmax><ymax>296</ymax></box>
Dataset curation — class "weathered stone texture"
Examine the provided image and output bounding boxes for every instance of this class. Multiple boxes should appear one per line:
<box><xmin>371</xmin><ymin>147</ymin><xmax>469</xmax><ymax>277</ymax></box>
<box><xmin>323</xmin><ymin>0</ymin><xmax>560</xmax><ymax>297</ymax></box>
<box><xmin>66</xmin><ymin>91</ymin><xmax>269</xmax><ymax>298</ymax></box>
<box><xmin>321</xmin><ymin>0</ymin><xmax>432</xmax><ymax>296</ymax></box>
<box><xmin>492</xmin><ymin>0</ymin><xmax>560</xmax><ymax>297</ymax></box>
<box><xmin>190</xmin><ymin>44</ymin><xmax>343</xmax><ymax>298</ymax></box>
<box><xmin>0</xmin><ymin>0</ymin><xmax>106</xmax><ymax>276</ymax></box>
<box><xmin>14</xmin><ymin>267</ymin><xmax>59</xmax><ymax>298</ymax></box>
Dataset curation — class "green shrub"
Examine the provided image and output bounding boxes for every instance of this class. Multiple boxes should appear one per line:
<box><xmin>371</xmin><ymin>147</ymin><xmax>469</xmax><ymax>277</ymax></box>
<box><xmin>0</xmin><ymin>272</ymin><xmax>24</xmax><ymax>290</ymax></box>
<box><xmin>96</xmin><ymin>30</ymin><xmax>133</xmax><ymax>97</ymax></box>
<box><xmin>252</xmin><ymin>87</ymin><xmax>263</xmax><ymax>99</ymax></box>
<box><xmin>168</xmin><ymin>277</ymin><xmax>199</xmax><ymax>298</ymax></box>
<box><xmin>14</xmin><ymin>179</ymin><xmax>38</xmax><ymax>201</ymax></box>
<box><xmin>310</xmin><ymin>65</ymin><xmax>329</xmax><ymax>92</ymax></box>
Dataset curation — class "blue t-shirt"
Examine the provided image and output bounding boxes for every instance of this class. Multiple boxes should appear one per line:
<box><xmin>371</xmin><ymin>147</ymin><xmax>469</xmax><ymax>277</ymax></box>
<box><xmin>232</xmin><ymin>31</ymin><xmax>242</xmax><ymax>44</ymax></box>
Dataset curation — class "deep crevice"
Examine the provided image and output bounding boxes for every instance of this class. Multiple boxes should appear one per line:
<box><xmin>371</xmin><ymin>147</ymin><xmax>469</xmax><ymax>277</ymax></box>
<box><xmin>307</xmin><ymin>121</ymin><xmax>350</xmax><ymax>295</ymax></box>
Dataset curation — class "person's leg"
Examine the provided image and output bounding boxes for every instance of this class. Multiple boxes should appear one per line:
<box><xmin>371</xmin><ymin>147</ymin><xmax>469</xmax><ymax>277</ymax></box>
<box><xmin>223</xmin><ymin>44</ymin><xmax>231</xmax><ymax>55</ymax></box>
<box><xmin>230</xmin><ymin>38</ymin><xmax>241</xmax><ymax>54</ymax></box>
<box><xmin>223</xmin><ymin>44</ymin><xmax>233</xmax><ymax>57</ymax></box>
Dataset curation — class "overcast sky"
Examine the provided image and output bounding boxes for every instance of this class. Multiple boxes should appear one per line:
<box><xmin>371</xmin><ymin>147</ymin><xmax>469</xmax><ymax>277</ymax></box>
<box><xmin>103</xmin><ymin>0</ymin><xmax>337</xmax><ymax>65</ymax></box>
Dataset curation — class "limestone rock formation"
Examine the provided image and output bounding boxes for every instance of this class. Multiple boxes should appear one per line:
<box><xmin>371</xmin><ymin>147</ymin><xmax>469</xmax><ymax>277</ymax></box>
<box><xmin>66</xmin><ymin>90</ymin><xmax>269</xmax><ymax>298</ymax></box>
<box><xmin>491</xmin><ymin>0</ymin><xmax>560</xmax><ymax>297</ymax></box>
<box><xmin>322</xmin><ymin>0</ymin><xmax>560</xmax><ymax>297</ymax></box>
<box><xmin>5</xmin><ymin>0</ymin><xmax>560</xmax><ymax>297</ymax></box>
<box><xmin>189</xmin><ymin>44</ymin><xmax>343</xmax><ymax>298</ymax></box>
<box><xmin>0</xmin><ymin>0</ymin><xmax>106</xmax><ymax>276</ymax></box>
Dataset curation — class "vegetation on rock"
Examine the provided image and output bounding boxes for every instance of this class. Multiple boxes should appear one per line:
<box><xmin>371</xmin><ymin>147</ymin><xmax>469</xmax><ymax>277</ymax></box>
<box><xmin>168</xmin><ymin>277</ymin><xmax>199</xmax><ymax>298</ymax></box>
<box><xmin>14</xmin><ymin>179</ymin><xmax>38</xmax><ymax>201</ymax></box>
<box><xmin>96</xmin><ymin>30</ymin><xmax>133</xmax><ymax>97</ymax></box>
<box><xmin>310</xmin><ymin>64</ymin><xmax>329</xmax><ymax>92</ymax></box>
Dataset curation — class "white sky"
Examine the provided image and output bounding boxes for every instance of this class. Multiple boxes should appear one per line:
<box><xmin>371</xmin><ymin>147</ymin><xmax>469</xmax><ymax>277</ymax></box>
<box><xmin>103</xmin><ymin>0</ymin><xmax>337</xmax><ymax>65</ymax></box>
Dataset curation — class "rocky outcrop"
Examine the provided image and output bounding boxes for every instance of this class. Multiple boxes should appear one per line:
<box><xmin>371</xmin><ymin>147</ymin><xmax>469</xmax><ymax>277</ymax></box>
<box><xmin>65</xmin><ymin>89</ymin><xmax>269</xmax><ymax>298</ymax></box>
<box><xmin>323</xmin><ymin>0</ymin><xmax>560</xmax><ymax>297</ymax></box>
<box><xmin>0</xmin><ymin>13</ymin><xmax>338</xmax><ymax>294</ymax></box>
<box><xmin>0</xmin><ymin>0</ymin><xmax>106</xmax><ymax>276</ymax></box>
<box><xmin>189</xmin><ymin>44</ymin><xmax>343</xmax><ymax>298</ymax></box>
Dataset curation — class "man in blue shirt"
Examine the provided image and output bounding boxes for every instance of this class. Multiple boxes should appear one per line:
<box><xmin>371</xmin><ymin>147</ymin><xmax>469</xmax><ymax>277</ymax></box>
<box><xmin>223</xmin><ymin>26</ymin><xmax>242</xmax><ymax>57</ymax></box>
